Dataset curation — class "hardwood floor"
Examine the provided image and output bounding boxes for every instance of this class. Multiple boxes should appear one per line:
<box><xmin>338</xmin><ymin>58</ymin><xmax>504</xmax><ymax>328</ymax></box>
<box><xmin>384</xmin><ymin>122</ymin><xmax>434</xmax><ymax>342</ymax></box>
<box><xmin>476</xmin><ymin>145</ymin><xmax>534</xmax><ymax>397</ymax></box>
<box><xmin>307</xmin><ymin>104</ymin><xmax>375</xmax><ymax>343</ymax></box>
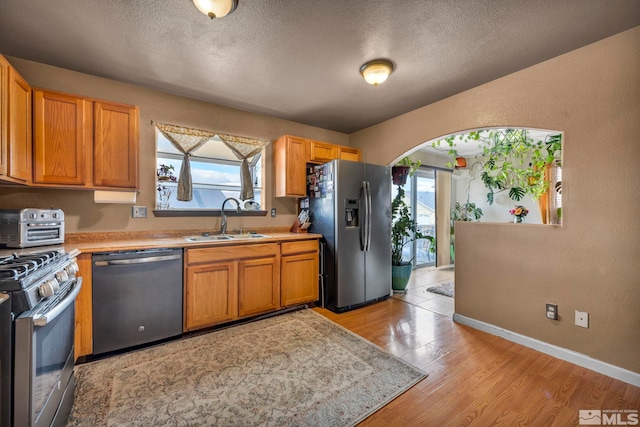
<box><xmin>313</xmin><ymin>267</ymin><xmax>640</xmax><ymax>426</ymax></box>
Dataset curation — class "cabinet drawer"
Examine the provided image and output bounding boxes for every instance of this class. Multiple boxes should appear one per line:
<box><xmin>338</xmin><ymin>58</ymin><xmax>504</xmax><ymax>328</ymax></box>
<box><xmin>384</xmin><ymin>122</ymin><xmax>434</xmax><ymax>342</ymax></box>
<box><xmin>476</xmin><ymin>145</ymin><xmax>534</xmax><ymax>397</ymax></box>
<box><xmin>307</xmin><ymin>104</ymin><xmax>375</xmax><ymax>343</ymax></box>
<box><xmin>187</xmin><ymin>243</ymin><xmax>279</xmax><ymax>265</ymax></box>
<box><xmin>281</xmin><ymin>240</ymin><xmax>318</xmax><ymax>256</ymax></box>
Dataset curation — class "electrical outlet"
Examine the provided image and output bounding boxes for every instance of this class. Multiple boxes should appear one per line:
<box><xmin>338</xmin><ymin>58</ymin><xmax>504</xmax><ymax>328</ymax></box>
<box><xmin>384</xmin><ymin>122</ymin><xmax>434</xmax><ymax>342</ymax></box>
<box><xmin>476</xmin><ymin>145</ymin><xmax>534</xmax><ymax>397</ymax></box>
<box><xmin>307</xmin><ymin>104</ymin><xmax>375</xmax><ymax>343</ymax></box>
<box><xmin>132</xmin><ymin>206</ymin><xmax>147</xmax><ymax>218</ymax></box>
<box><xmin>546</xmin><ymin>303</ymin><xmax>558</xmax><ymax>320</ymax></box>
<box><xmin>575</xmin><ymin>310</ymin><xmax>589</xmax><ymax>328</ymax></box>
<box><xmin>270</xmin><ymin>208</ymin><xmax>276</xmax><ymax>217</ymax></box>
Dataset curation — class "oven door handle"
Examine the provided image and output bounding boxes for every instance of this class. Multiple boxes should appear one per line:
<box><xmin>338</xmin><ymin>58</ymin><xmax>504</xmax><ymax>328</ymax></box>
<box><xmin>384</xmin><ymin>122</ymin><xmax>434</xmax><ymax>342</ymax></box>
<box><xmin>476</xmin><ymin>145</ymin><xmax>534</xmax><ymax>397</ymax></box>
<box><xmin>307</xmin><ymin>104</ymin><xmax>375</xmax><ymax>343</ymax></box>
<box><xmin>34</xmin><ymin>278</ymin><xmax>82</xmax><ymax>327</ymax></box>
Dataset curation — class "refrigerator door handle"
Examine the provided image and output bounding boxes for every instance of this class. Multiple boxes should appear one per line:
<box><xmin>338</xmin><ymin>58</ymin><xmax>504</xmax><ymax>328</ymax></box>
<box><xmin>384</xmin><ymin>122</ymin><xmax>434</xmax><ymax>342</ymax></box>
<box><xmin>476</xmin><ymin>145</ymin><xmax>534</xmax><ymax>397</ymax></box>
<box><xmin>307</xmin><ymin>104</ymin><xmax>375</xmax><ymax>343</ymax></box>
<box><xmin>363</xmin><ymin>181</ymin><xmax>371</xmax><ymax>251</ymax></box>
<box><xmin>365</xmin><ymin>181</ymin><xmax>372</xmax><ymax>251</ymax></box>
<box><xmin>360</xmin><ymin>181</ymin><xmax>367</xmax><ymax>251</ymax></box>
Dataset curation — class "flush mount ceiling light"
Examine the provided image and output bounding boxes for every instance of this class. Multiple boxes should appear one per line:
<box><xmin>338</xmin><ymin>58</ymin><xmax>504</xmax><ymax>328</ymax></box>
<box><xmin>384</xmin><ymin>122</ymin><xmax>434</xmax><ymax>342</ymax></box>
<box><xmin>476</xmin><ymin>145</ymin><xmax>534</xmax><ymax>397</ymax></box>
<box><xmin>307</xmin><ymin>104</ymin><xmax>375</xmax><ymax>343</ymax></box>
<box><xmin>359</xmin><ymin>59</ymin><xmax>394</xmax><ymax>87</ymax></box>
<box><xmin>192</xmin><ymin>0</ymin><xmax>238</xmax><ymax>19</ymax></box>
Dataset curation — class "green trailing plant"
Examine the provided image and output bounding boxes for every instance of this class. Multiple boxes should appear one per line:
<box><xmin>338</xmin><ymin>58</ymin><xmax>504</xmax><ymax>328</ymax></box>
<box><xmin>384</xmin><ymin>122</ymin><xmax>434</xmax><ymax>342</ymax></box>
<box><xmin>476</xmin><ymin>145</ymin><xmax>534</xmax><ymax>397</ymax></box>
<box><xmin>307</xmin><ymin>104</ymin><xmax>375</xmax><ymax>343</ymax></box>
<box><xmin>449</xmin><ymin>200</ymin><xmax>483</xmax><ymax>262</ymax></box>
<box><xmin>394</xmin><ymin>156</ymin><xmax>422</xmax><ymax>174</ymax></box>
<box><xmin>432</xmin><ymin>130</ymin><xmax>562</xmax><ymax>205</ymax></box>
<box><xmin>391</xmin><ymin>185</ymin><xmax>431</xmax><ymax>265</ymax></box>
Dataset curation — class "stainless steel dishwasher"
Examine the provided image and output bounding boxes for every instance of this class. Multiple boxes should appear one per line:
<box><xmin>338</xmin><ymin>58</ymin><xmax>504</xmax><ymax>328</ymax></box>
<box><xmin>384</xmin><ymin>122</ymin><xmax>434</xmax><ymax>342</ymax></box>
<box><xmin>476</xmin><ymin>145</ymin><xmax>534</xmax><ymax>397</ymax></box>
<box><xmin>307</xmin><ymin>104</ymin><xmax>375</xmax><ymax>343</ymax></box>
<box><xmin>92</xmin><ymin>248</ymin><xmax>183</xmax><ymax>355</ymax></box>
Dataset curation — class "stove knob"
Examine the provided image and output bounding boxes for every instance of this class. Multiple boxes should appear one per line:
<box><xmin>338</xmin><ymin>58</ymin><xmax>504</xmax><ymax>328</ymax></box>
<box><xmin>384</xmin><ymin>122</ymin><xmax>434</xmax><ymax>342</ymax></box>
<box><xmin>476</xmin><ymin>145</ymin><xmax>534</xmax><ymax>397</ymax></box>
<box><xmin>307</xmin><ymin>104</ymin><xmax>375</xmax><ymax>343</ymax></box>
<box><xmin>56</xmin><ymin>270</ymin><xmax>69</xmax><ymax>282</ymax></box>
<box><xmin>39</xmin><ymin>279</ymin><xmax>59</xmax><ymax>298</ymax></box>
<box><xmin>65</xmin><ymin>261</ymin><xmax>79</xmax><ymax>276</ymax></box>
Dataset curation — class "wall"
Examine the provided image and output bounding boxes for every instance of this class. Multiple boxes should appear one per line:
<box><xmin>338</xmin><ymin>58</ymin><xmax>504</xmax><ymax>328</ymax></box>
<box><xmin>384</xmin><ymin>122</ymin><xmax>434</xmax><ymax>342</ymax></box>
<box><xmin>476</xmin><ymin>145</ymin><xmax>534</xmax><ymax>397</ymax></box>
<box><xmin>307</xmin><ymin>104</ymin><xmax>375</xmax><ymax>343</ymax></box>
<box><xmin>350</xmin><ymin>27</ymin><xmax>640</xmax><ymax>373</ymax></box>
<box><xmin>0</xmin><ymin>57</ymin><xmax>349</xmax><ymax>233</ymax></box>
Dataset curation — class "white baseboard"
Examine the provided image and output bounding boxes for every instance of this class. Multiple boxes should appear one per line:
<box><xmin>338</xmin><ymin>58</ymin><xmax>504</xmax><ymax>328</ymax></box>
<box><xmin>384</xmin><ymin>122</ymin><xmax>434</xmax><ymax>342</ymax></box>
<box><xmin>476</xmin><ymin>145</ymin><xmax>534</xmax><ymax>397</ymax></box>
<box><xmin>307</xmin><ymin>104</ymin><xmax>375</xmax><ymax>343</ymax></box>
<box><xmin>453</xmin><ymin>313</ymin><xmax>640</xmax><ymax>387</ymax></box>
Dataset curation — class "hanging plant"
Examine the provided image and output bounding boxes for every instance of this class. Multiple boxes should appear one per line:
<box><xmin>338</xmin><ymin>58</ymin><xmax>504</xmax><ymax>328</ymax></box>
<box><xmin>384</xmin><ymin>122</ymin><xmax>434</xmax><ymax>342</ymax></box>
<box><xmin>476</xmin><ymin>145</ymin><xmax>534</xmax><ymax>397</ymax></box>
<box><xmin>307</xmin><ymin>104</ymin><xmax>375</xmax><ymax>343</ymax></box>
<box><xmin>432</xmin><ymin>130</ymin><xmax>562</xmax><ymax>205</ymax></box>
<box><xmin>392</xmin><ymin>157</ymin><xmax>421</xmax><ymax>185</ymax></box>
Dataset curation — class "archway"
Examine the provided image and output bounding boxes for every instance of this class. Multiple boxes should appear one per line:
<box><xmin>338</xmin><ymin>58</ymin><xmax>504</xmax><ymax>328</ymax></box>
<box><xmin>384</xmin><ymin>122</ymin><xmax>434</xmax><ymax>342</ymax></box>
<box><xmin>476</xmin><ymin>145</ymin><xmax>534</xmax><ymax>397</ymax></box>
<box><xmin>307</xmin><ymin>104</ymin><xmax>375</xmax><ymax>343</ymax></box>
<box><xmin>390</xmin><ymin>127</ymin><xmax>563</xmax><ymax>275</ymax></box>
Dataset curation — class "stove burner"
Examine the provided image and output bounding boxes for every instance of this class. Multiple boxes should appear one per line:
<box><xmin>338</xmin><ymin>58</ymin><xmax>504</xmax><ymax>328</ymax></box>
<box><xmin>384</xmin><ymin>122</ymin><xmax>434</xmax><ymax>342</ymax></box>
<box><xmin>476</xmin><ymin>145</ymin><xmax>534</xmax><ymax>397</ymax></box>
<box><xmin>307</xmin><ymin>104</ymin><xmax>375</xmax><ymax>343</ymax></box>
<box><xmin>0</xmin><ymin>251</ymin><xmax>62</xmax><ymax>275</ymax></box>
<box><xmin>0</xmin><ymin>263</ymin><xmax>34</xmax><ymax>280</ymax></box>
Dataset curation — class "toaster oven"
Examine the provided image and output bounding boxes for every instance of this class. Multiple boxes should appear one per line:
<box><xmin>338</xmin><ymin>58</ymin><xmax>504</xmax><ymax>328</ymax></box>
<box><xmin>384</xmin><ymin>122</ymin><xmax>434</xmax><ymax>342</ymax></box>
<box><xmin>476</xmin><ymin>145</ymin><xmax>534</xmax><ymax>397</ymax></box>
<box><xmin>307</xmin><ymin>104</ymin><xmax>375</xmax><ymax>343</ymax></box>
<box><xmin>0</xmin><ymin>209</ymin><xmax>65</xmax><ymax>248</ymax></box>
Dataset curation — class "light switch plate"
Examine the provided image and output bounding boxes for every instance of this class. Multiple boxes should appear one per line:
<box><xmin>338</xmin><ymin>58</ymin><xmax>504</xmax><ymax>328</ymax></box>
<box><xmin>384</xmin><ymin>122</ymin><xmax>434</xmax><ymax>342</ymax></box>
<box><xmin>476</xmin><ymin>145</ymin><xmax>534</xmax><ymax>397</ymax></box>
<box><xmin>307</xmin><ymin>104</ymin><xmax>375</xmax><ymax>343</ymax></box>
<box><xmin>132</xmin><ymin>206</ymin><xmax>147</xmax><ymax>218</ymax></box>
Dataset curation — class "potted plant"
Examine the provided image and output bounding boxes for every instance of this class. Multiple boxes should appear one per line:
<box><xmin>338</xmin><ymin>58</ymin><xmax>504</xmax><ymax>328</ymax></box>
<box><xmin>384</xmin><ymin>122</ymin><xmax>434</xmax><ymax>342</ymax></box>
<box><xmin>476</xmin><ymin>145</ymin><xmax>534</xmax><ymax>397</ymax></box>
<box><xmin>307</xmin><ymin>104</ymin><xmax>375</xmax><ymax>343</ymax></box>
<box><xmin>391</xmin><ymin>178</ymin><xmax>432</xmax><ymax>292</ymax></box>
<box><xmin>157</xmin><ymin>164</ymin><xmax>177</xmax><ymax>181</ymax></box>
<box><xmin>392</xmin><ymin>157</ymin><xmax>421</xmax><ymax>185</ymax></box>
<box><xmin>450</xmin><ymin>200</ymin><xmax>483</xmax><ymax>262</ymax></box>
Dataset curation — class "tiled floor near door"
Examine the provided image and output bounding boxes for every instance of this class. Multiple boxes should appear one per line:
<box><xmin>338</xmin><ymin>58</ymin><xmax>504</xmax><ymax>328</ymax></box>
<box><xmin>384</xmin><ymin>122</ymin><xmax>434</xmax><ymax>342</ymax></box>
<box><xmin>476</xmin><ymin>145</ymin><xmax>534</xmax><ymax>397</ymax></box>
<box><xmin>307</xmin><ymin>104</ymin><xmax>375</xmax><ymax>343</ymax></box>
<box><xmin>392</xmin><ymin>265</ymin><xmax>455</xmax><ymax>317</ymax></box>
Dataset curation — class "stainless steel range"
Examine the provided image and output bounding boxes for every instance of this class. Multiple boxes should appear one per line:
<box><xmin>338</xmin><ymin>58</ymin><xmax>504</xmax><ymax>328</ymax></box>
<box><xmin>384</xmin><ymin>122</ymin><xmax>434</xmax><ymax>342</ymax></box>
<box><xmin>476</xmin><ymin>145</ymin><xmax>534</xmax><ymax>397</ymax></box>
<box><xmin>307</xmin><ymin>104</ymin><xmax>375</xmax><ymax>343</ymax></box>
<box><xmin>0</xmin><ymin>249</ymin><xmax>82</xmax><ymax>427</ymax></box>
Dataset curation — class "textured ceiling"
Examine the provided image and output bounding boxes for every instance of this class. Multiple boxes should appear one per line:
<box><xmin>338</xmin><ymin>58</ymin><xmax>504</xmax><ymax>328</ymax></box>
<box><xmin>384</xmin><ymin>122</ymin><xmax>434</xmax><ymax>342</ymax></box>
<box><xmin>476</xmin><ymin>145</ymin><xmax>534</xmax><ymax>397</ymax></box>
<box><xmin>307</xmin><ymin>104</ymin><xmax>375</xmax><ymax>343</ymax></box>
<box><xmin>0</xmin><ymin>0</ymin><xmax>638</xmax><ymax>134</ymax></box>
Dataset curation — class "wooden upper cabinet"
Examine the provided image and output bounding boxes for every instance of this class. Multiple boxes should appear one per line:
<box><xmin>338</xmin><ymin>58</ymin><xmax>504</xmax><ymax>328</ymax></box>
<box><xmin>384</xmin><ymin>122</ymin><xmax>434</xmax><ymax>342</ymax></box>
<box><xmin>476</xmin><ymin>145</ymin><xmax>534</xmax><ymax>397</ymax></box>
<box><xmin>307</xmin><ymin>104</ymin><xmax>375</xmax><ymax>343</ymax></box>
<box><xmin>6</xmin><ymin>63</ymin><xmax>31</xmax><ymax>183</ymax></box>
<box><xmin>308</xmin><ymin>140</ymin><xmax>338</xmax><ymax>164</ymax></box>
<box><xmin>93</xmin><ymin>101</ymin><xmax>139</xmax><ymax>189</ymax></box>
<box><xmin>33</xmin><ymin>89</ymin><xmax>90</xmax><ymax>185</ymax></box>
<box><xmin>308</xmin><ymin>140</ymin><xmax>361</xmax><ymax>164</ymax></box>
<box><xmin>339</xmin><ymin>146</ymin><xmax>362</xmax><ymax>162</ymax></box>
<box><xmin>274</xmin><ymin>135</ymin><xmax>307</xmax><ymax>198</ymax></box>
<box><xmin>274</xmin><ymin>134</ymin><xmax>362</xmax><ymax>198</ymax></box>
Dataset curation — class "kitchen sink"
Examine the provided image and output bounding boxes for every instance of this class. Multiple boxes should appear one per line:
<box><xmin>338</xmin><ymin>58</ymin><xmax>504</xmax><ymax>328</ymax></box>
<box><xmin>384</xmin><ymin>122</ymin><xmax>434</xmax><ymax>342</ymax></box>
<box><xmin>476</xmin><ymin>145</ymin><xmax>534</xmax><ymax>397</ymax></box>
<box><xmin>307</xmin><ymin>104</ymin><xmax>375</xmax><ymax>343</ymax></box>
<box><xmin>184</xmin><ymin>233</ymin><xmax>271</xmax><ymax>242</ymax></box>
<box><xmin>184</xmin><ymin>235</ymin><xmax>233</xmax><ymax>242</ymax></box>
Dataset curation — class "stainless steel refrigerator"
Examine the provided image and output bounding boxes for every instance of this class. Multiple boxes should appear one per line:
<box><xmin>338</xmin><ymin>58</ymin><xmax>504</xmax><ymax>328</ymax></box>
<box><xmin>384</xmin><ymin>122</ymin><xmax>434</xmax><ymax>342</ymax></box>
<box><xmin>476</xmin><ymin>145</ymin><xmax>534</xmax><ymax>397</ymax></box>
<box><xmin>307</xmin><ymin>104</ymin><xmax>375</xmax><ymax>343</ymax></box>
<box><xmin>308</xmin><ymin>159</ymin><xmax>391</xmax><ymax>312</ymax></box>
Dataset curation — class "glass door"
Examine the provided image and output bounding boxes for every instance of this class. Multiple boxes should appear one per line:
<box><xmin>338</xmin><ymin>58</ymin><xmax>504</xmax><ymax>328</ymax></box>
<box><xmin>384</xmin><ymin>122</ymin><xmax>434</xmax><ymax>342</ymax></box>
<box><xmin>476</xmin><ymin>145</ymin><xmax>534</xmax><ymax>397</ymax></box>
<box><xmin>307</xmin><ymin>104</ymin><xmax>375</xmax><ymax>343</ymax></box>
<box><xmin>413</xmin><ymin>168</ymin><xmax>436</xmax><ymax>267</ymax></box>
<box><xmin>391</xmin><ymin>177</ymin><xmax>413</xmax><ymax>265</ymax></box>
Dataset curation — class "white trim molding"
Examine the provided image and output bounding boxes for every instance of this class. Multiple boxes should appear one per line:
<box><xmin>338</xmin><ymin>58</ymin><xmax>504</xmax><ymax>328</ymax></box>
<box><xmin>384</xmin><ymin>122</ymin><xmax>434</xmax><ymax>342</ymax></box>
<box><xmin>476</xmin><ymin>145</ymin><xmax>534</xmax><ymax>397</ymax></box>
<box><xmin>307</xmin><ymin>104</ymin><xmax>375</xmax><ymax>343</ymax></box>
<box><xmin>453</xmin><ymin>313</ymin><xmax>640</xmax><ymax>387</ymax></box>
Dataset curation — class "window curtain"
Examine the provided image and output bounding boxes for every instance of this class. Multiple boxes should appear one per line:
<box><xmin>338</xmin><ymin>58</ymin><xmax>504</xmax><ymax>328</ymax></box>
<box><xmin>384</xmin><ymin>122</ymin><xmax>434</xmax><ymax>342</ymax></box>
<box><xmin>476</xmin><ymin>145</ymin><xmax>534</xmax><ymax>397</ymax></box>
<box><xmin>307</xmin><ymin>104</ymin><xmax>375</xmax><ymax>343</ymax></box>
<box><xmin>217</xmin><ymin>133</ymin><xmax>270</xmax><ymax>200</ymax></box>
<box><xmin>155</xmin><ymin>123</ymin><xmax>215</xmax><ymax>201</ymax></box>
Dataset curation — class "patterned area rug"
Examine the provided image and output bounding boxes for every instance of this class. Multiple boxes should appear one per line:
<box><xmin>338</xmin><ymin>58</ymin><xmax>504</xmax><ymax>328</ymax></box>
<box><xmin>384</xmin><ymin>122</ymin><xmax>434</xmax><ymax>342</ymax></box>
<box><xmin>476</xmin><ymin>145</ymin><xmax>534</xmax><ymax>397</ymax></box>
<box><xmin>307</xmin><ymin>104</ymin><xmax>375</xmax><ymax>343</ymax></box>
<box><xmin>68</xmin><ymin>309</ymin><xmax>426</xmax><ymax>427</ymax></box>
<box><xmin>426</xmin><ymin>281</ymin><xmax>455</xmax><ymax>297</ymax></box>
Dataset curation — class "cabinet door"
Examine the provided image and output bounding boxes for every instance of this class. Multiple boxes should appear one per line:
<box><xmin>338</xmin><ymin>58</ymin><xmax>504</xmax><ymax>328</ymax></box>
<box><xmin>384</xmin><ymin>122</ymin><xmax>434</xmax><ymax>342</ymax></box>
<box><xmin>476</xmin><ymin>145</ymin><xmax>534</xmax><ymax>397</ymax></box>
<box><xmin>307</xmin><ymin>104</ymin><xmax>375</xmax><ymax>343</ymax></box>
<box><xmin>0</xmin><ymin>56</ymin><xmax>7</xmax><ymax>176</ymax></box>
<box><xmin>74</xmin><ymin>253</ymin><xmax>93</xmax><ymax>359</ymax></box>
<box><xmin>339</xmin><ymin>147</ymin><xmax>361</xmax><ymax>162</ymax></box>
<box><xmin>281</xmin><ymin>252</ymin><xmax>319</xmax><ymax>307</ymax></box>
<box><xmin>7</xmin><ymin>65</ymin><xmax>31</xmax><ymax>183</ymax></box>
<box><xmin>33</xmin><ymin>90</ymin><xmax>90</xmax><ymax>185</ymax></box>
<box><xmin>185</xmin><ymin>261</ymin><xmax>238</xmax><ymax>331</ymax></box>
<box><xmin>93</xmin><ymin>101</ymin><xmax>139</xmax><ymax>188</ymax></box>
<box><xmin>274</xmin><ymin>135</ymin><xmax>307</xmax><ymax>197</ymax></box>
<box><xmin>308</xmin><ymin>140</ymin><xmax>338</xmax><ymax>164</ymax></box>
<box><xmin>238</xmin><ymin>256</ymin><xmax>280</xmax><ymax>317</ymax></box>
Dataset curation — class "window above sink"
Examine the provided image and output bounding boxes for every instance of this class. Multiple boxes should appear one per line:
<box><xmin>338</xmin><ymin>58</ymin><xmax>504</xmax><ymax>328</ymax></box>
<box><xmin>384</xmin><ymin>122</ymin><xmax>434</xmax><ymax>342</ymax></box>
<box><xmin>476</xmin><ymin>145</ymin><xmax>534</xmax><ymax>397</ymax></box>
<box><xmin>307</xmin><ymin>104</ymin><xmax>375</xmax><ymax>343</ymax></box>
<box><xmin>153</xmin><ymin>125</ymin><xmax>268</xmax><ymax>218</ymax></box>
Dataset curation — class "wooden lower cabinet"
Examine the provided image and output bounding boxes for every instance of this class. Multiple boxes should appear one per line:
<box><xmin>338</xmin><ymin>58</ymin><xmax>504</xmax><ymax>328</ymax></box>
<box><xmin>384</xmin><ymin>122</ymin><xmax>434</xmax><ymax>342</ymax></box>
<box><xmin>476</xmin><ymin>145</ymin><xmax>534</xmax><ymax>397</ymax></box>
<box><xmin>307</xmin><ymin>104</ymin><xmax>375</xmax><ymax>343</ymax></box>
<box><xmin>185</xmin><ymin>261</ymin><xmax>238</xmax><ymax>331</ymax></box>
<box><xmin>184</xmin><ymin>243</ymin><xmax>281</xmax><ymax>331</ymax></box>
<box><xmin>238</xmin><ymin>257</ymin><xmax>280</xmax><ymax>317</ymax></box>
<box><xmin>280</xmin><ymin>240</ymin><xmax>319</xmax><ymax>307</ymax></box>
<box><xmin>74</xmin><ymin>253</ymin><xmax>93</xmax><ymax>359</ymax></box>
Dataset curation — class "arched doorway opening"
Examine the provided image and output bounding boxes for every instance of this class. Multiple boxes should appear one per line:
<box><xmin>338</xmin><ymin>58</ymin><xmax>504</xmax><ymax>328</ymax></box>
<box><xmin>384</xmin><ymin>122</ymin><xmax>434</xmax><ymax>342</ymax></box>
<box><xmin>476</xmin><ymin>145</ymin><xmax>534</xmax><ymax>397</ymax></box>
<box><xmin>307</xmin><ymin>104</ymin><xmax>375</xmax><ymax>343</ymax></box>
<box><xmin>390</xmin><ymin>127</ymin><xmax>563</xmax><ymax>305</ymax></box>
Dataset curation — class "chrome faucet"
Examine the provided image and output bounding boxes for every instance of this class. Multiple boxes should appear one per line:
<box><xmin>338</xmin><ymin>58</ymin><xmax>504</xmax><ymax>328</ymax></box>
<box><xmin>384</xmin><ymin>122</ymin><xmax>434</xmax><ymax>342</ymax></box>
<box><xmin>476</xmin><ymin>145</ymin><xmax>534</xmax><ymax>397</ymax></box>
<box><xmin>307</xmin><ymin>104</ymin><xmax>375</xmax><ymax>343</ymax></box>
<box><xmin>220</xmin><ymin>197</ymin><xmax>242</xmax><ymax>235</ymax></box>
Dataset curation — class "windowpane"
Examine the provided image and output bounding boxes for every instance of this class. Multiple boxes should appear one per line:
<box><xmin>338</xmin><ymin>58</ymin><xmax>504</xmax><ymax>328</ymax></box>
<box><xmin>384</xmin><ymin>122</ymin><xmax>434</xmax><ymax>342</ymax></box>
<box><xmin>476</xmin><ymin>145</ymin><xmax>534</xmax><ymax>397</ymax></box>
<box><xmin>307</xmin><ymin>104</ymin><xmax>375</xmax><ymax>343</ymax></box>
<box><xmin>156</xmin><ymin>130</ymin><xmax>263</xmax><ymax>210</ymax></box>
<box><xmin>415</xmin><ymin>170</ymin><xmax>436</xmax><ymax>266</ymax></box>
